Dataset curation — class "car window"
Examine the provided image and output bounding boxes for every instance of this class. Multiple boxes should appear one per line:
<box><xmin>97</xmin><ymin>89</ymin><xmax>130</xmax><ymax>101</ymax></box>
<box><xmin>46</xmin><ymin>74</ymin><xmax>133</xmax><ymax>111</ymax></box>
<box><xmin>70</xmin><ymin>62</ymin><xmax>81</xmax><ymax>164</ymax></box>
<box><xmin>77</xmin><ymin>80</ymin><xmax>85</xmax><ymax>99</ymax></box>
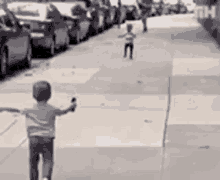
<box><xmin>3</xmin><ymin>14</ymin><xmax>15</xmax><ymax>28</ymax></box>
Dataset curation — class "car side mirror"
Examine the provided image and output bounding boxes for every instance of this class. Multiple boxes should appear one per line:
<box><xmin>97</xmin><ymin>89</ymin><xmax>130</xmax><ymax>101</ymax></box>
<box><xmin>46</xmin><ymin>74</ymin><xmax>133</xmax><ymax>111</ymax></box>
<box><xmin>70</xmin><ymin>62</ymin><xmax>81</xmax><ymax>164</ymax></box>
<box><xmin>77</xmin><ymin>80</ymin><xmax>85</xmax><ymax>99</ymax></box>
<box><xmin>22</xmin><ymin>24</ymin><xmax>31</xmax><ymax>29</ymax></box>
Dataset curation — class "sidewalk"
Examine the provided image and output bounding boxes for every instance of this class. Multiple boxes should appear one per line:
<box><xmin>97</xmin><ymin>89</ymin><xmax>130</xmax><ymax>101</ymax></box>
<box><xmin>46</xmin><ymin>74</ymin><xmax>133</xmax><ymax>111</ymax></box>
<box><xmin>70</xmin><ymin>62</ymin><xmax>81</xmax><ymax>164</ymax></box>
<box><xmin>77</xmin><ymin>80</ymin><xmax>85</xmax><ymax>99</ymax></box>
<box><xmin>160</xmin><ymin>15</ymin><xmax>220</xmax><ymax>180</ymax></box>
<box><xmin>0</xmin><ymin>14</ymin><xmax>220</xmax><ymax>180</ymax></box>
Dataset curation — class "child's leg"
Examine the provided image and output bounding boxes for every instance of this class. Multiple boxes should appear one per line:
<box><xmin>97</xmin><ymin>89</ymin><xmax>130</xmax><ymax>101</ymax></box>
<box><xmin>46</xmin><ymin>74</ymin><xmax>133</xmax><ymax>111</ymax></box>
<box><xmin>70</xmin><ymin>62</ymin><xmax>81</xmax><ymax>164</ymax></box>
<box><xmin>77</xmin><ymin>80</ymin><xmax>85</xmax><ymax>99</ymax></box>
<box><xmin>41</xmin><ymin>137</ymin><xmax>54</xmax><ymax>180</ymax></box>
<box><xmin>124</xmin><ymin>43</ymin><xmax>129</xmax><ymax>57</ymax></box>
<box><xmin>29</xmin><ymin>136</ymin><xmax>41</xmax><ymax>180</ymax></box>
<box><xmin>130</xmin><ymin>43</ymin><xmax>134</xmax><ymax>59</ymax></box>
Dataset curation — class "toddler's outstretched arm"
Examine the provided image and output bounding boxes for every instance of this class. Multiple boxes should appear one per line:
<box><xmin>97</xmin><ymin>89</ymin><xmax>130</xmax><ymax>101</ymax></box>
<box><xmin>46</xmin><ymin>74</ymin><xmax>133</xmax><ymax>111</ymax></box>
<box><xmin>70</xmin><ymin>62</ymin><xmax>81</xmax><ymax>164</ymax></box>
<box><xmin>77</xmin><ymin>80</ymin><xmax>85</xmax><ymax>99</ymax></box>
<box><xmin>55</xmin><ymin>103</ymin><xmax>77</xmax><ymax>116</ymax></box>
<box><xmin>118</xmin><ymin>33</ymin><xmax>127</xmax><ymax>38</ymax></box>
<box><xmin>0</xmin><ymin>107</ymin><xmax>20</xmax><ymax>113</ymax></box>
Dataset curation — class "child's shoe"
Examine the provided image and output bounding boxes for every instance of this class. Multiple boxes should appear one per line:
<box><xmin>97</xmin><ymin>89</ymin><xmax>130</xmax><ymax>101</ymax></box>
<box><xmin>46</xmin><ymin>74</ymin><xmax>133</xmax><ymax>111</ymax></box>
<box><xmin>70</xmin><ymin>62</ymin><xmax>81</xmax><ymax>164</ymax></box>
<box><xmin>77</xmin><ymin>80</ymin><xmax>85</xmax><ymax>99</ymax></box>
<box><xmin>143</xmin><ymin>28</ymin><xmax>147</xmax><ymax>33</ymax></box>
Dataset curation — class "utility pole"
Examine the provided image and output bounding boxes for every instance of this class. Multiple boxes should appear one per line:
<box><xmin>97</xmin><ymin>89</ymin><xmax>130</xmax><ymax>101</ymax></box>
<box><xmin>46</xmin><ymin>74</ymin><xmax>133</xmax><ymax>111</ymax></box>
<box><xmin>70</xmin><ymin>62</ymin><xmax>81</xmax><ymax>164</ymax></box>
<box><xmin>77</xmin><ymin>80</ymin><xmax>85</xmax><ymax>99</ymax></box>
<box><xmin>118</xmin><ymin>0</ymin><xmax>121</xmax><ymax>29</ymax></box>
<box><xmin>159</xmin><ymin>0</ymin><xmax>164</xmax><ymax>16</ymax></box>
<box><xmin>177</xmin><ymin>0</ymin><xmax>181</xmax><ymax>14</ymax></box>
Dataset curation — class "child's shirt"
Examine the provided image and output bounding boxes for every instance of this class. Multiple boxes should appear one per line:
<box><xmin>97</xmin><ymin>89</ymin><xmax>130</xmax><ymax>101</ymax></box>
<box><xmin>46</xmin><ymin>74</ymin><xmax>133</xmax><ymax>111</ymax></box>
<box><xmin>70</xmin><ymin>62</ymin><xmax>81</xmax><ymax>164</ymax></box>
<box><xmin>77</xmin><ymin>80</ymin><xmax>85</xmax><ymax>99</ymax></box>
<box><xmin>22</xmin><ymin>103</ymin><xmax>62</xmax><ymax>138</ymax></box>
<box><xmin>125</xmin><ymin>32</ymin><xmax>135</xmax><ymax>43</ymax></box>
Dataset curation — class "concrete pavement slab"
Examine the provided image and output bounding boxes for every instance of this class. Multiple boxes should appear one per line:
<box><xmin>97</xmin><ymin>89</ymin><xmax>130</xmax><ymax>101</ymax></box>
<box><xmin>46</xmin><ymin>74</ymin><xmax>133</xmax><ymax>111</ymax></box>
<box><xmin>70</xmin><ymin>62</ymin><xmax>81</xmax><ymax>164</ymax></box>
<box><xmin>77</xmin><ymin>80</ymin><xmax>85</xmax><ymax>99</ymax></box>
<box><xmin>0</xmin><ymin>93</ymin><xmax>167</xmax><ymax>148</ymax></box>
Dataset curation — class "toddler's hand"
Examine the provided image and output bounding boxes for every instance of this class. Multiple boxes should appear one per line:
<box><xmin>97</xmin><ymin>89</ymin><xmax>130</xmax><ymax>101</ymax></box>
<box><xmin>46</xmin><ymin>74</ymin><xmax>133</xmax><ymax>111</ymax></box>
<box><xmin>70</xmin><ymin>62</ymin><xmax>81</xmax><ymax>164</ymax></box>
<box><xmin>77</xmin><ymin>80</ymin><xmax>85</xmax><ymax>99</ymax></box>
<box><xmin>70</xmin><ymin>97</ymin><xmax>77</xmax><ymax>111</ymax></box>
<box><xmin>69</xmin><ymin>103</ymin><xmax>77</xmax><ymax>112</ymax></box>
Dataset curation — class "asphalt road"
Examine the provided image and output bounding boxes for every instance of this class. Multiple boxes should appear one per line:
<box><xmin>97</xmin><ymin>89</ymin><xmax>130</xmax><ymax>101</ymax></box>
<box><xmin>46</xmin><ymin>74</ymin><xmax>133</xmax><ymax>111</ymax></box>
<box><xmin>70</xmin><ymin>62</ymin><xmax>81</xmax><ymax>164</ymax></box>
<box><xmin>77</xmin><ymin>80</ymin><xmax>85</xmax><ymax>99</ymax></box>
<box><xmin>0</xmin><ymin>14</ymin><xmax>220</xmax><ymax>180</ymax></box>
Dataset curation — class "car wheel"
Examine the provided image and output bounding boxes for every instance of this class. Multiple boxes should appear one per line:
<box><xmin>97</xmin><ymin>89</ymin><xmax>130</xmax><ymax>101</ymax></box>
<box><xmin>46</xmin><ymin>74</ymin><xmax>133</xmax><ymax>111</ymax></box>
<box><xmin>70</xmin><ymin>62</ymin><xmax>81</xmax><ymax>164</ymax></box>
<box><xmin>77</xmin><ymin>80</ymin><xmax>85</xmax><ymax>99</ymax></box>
<box><xmin>23</xmin><ymin>42</ymin><xmax>32</xmax><ymax>68</ymax></box>
<box><xmin>48</xmin><ymin>38</ymin><xmax>55</xmax><ymax>57</ymax></box>
<box><xmin>0</xmin><ymin>48</ymin><xmax>8</xmax><ymax>78</ymax></box>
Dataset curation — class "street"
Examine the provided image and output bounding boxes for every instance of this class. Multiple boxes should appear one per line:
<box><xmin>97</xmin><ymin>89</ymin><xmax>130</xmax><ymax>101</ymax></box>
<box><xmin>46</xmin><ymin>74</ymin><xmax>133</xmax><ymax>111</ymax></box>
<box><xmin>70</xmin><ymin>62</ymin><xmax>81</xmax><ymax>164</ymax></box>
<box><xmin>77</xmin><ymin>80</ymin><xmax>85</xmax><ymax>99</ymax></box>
<box><xmin>0</xmin><ymin>14</ymin><xmax>220</xmax><ymax>180</ymax></box>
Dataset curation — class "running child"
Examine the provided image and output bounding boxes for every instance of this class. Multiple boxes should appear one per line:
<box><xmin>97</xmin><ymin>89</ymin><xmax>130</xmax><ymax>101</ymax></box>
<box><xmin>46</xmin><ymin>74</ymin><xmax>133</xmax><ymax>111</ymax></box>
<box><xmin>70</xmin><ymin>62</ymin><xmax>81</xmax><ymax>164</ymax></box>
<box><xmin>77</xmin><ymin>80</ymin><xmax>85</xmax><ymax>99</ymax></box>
<box><xmin>118</xmin><ymin>24</ymin><xmax>136</xmax><ymax>60</ymax></box>
<box><xmin>0</xmin><ymin>81</ymin><xmax>77</xmax><ymax>180</ymax></box>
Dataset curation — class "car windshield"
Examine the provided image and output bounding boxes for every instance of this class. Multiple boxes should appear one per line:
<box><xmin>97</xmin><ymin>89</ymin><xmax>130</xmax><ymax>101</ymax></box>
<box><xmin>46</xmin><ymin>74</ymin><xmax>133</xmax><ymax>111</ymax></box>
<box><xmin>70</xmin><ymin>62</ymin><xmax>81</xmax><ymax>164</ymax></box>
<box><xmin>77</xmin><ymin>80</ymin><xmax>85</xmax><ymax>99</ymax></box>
<box><xmin>52</xmin><ymin>2</ymin><xmax>86</xmax><ymax>17</ymax></box>
<box><xmin>8</xmin><ymin>3</ymin><xmax>46</xmax><ymax>18</ymax></box>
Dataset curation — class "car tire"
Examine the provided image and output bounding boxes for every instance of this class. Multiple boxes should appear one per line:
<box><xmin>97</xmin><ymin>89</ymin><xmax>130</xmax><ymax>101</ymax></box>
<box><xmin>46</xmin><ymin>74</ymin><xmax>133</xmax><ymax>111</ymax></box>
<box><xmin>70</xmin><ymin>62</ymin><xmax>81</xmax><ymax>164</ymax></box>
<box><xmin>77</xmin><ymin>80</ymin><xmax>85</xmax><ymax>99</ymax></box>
<box><xmin>48</xmin><ymin>38</ymin><xmax>55</xmax><ymax>58</ymax></box>
<box><xmin>23</xmin><ymin>42</ymin><xmax>32</xmax><ymax>68</ymax></box>
<box><xmin>0</xmin><ymin>48</ymin><xmax>8</xmax><ymax>78</ymax></box>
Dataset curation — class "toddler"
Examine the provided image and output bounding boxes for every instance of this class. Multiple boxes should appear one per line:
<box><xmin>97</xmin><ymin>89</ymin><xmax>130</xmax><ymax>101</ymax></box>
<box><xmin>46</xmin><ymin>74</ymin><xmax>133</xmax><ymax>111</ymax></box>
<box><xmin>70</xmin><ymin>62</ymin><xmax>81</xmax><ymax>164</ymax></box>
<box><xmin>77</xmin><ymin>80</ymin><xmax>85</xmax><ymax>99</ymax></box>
<box><xmin>0</xmin><ymin>81</ymin><xmax>77</xmax><ymax>180</ymax></box>
<box><xmin>118</xmin><ymin>24</ymin><xmax>136</xmax><ymax>59</ymax></box>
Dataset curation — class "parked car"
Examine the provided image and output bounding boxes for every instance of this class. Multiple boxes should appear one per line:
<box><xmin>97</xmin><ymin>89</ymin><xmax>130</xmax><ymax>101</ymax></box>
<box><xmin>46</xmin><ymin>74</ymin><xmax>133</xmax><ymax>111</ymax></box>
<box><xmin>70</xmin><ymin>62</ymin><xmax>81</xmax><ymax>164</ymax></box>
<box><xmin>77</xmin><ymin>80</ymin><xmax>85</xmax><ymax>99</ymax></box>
<box><xmin>161</xmin><ymin>3</ymin><xmax>171</xmax><ymax>15</ymax></box>
<box><xmin>90</xmin><ymin>1</ymin><xmax>105</xmax><ymax>33</ymax></box>
<box><xmin>8</xmin><ymin>2</ymin><xmax>70</xmax><ymax>57</ymax></box>
<box><xmin>109</xmin><ymin>5</ymin><xmax>116</xmax><ymax>26</ymax></box>
<box><xmin>179</xmin><ymin>3</ymin><xmax>188</xmax><ymax>14</ymax></box>
<box><xmin>121</xmin><ymin>5</ymin><xmax>127</xmax><ymax>23</ymax></box>
<box><xmin>0</xmin><ymin>6</ymin><xmax>32</xmax><ymax>77</ymax></box>
<box><xmin>115</xmin><ymin>5</ymin><xmax>126</xmax><ymax>24</ymax></box>
<box><xmin>51</xmin><ymin>1</ymin><xmax>91</xmax><ymax>43</ymax></box>
<box><xmin>168</xmin><ymin>3</ymin><xmax>187</xmax><ymax>14</ymax></box>
<box><xmin>149</xmin><ymin>2</ymin><xmax>161</xmax><ymax>17</ymax></box>
<box><xmin>113</xmin><ymin>4</ymin><xmax>126</xmax><ymax>24</ymax></box>
<box><xmin>185</xmin><ymin>2</ymin><xmax>195</xmax><ymax>13</ymax></box>
<box><xmin>125</xmin><ymin>5</ymin><xmax>140</xmax><ymax>20</ymax></box>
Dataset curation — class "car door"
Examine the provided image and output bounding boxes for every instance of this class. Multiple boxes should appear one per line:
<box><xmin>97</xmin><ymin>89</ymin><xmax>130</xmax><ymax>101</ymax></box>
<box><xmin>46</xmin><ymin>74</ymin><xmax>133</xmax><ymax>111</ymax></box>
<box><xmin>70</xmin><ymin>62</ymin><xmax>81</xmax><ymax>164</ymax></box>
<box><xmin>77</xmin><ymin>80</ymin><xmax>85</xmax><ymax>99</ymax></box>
<box><xmin>8</xmin><ymin>10</ymin><xmax>29</xmax><ymax>61</ymax></box>
<box><xmin>80</xmin><ymin>11</ymin><xmax>90</xmax><ymax>39</ymax></box>
<box><xmin>48</xmin><ymin>4</ymin><xmax>67</xmax><ymax>46</ymax></box>
<box><xmin>3</xmin><ymin>10</ymin><xmax>28</xmax><ymax>65</ymax></box>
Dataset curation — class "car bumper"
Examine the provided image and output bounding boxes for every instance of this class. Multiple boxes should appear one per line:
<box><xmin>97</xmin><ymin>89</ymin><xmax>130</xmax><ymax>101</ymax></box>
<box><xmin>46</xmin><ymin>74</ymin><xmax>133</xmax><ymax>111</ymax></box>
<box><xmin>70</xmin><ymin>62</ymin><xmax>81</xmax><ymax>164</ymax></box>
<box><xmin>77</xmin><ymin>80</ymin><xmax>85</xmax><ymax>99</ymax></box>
<box><xmin>31</xmin><ymin>33</ymin><xmax>52</xmax><ymax>49</ymax></box>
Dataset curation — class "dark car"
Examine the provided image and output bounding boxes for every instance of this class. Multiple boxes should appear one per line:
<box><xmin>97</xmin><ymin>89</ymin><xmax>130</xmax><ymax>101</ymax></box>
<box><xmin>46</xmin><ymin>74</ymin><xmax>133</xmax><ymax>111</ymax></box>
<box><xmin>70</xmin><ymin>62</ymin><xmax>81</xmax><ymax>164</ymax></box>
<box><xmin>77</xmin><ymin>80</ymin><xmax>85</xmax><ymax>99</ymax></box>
<box><xmin>168</xmin><ymin>3</ymin><xmax>187</xmax><ymax>14</ymax></box>
<box><xmin>0</xmin><ymin>6</ymin><xmax>32</xmax><ymax>77</ymax></box>
<box><xmin>8</xmin><ymin>2</ymin><xmax>70</xmax><ymax>57</ymax></box>
<box><xmin>126</xmin><ymin>5</ymin><xmax>140</xmax><ymax>20</ymax></box>
<box><xmin>51</xmin><ymin>1</ymin><xmax>91</xmax><ymax>43</ymax></box>
<box><xmin>115</xmin><ymin>5</ymin><xmax>126</xmax><ymax>24</ymax></box>
<box><xmin>90</xmin><ymin>1</ymin><xmax>105</xmax><ymax>33</ymax></box>
<box><xmin>109</xmin><ymin>5</ymin><xmax>116</xmax><ymax>26</ymax></box>
<box><xmin>151</xmin><ymin>2</ymin><xmax>163</xmax><ymax>16</ymax></box>
<box><xmin>161</xmin><ymin>3</ymin><xmax>171</xmax><ymax>15</ymax></box>
<box><xmin>101</xmin><ymin>5</ymin><xmax>112</xmax><ymax>29</ymax></box>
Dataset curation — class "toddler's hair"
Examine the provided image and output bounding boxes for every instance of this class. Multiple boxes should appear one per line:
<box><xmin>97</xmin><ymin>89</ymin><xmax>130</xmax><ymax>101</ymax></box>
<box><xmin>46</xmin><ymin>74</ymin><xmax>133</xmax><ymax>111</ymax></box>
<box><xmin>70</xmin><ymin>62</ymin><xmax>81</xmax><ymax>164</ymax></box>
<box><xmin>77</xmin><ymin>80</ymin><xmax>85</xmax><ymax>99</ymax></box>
<box><xmin>33</xmin><ymin>81</ymin><xmax>51</xmax><ymax>102</ymax></box>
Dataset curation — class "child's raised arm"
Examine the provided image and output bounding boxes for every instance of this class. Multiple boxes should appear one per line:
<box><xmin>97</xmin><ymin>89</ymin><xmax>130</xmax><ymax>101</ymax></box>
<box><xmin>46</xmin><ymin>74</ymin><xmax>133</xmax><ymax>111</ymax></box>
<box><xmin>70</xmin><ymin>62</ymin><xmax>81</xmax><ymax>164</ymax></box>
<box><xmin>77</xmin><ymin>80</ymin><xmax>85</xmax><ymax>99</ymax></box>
<box><xmin>55</xmin><ymin>103</ymin><xmax>77</xmax><ymax>116</ymax></box>
<box><xmin>118</xmin><ymin>33</ymin><xmax>127</xmax><ymax>38</ymax></box>
<box><xmin>0</xmin><ymin>107</ymin><xmax>21</xmax><ymax>113</ymax></box>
